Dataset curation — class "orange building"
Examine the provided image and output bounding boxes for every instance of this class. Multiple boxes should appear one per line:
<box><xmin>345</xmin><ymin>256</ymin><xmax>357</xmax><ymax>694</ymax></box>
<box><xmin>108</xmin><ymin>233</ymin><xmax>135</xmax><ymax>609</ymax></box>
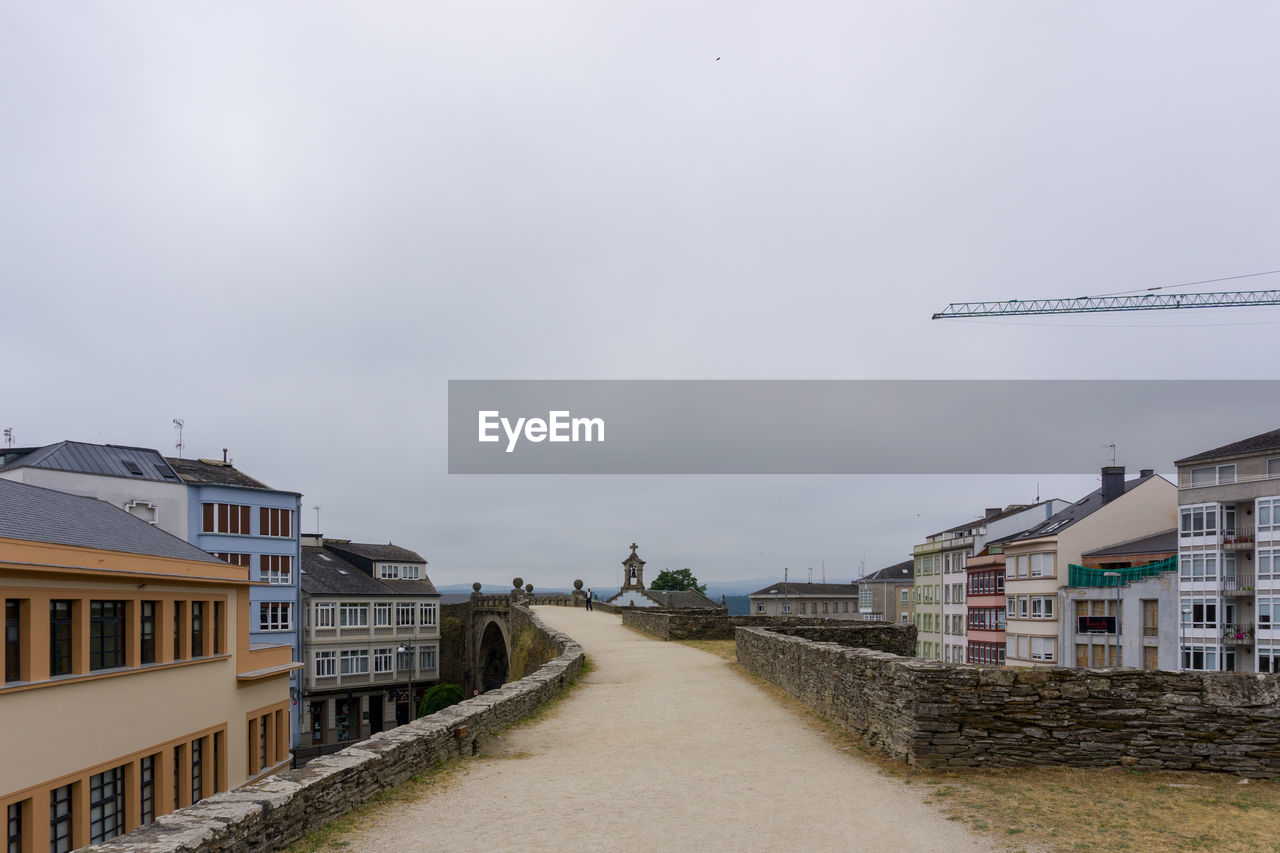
<box><xmin>0</xmin><ymin>480</ymin><xmax>299</xmax><ymax>851</ymax></box>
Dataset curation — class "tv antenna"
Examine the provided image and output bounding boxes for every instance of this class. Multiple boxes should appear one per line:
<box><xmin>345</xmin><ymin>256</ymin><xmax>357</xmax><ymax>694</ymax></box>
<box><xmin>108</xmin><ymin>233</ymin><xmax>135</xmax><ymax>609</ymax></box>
<box><xmin>1106</xmin><ymin>443</ymin><xmax>1117</xmax><ymax>466</ymax></box>
<box><xmin>2</xmin><ymin>428</ymin><xmax>12</xmax><ymax>448</ymax></box>
<box><xmin>313</xmin><ymin>505</ymin><xmax>321</xmax><ymax>533</ymax></box>
<box><xmin>173</xmin><ymin>419</ymin><xmax>185</xmax><ymax>457</ymax></box>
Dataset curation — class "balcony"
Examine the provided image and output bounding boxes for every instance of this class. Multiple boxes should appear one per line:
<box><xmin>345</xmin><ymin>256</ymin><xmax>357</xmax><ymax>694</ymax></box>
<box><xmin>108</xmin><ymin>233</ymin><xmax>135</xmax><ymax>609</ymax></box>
<box><xmin>1222</xmin><ymin>623</ymin><xmax>1255</xmax><ymax>646</ymax></box>
<box><xmin>1222</xmin><ymin>574</ymin><xmax>1256</xmax><ymax>597</ymax></box>
<box><xmin>1222</xmin><ymin>527</ymin><xmax>1256</xmax><ymax>551</ymax></box>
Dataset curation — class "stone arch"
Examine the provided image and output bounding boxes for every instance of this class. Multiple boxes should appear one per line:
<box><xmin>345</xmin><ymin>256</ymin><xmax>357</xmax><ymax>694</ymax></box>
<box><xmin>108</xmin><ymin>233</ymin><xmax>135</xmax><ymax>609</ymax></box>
<box><xmin>477</xmin><ymin>617</ymin><xmax>510</xmax><ymax>693</ymax></box>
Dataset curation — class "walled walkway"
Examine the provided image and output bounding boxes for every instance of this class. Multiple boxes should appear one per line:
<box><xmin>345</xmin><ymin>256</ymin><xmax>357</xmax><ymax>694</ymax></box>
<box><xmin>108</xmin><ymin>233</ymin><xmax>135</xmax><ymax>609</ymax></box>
<box><xmin>341</xmin><ymin>607</ymin><xmax>993</xmax><ymax>852</ymax></box>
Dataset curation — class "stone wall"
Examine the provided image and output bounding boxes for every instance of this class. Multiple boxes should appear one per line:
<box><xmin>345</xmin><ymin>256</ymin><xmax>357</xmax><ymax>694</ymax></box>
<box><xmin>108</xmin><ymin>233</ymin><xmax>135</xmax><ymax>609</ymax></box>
<box><xmin>438</xmin><ymin>600</ymin><xmax>471</xmax><ymax>687</ymax></box>
<box><xmin>620</xmin><ymin>609</ymin><xmax>905</xmax><ymax>644</ymax></box>
<box><xmin>737</xmin><ymin>626</ymin><xmax>1280</xmax><ymax>777</ymax></box>
<box><xmin>82</xmin><ymin>605</ymin><xmax>584</xmax><ymax>853</ymax></box>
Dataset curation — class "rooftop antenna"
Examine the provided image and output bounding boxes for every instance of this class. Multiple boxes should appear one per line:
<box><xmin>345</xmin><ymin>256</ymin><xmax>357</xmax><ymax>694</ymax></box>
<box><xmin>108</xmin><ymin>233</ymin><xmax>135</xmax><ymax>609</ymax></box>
<box><xmin>2</xmin><ymin>428</ymin><xmax>12</xmax><ymax>448</ymax></box>
<box><xmin>1106</xmin><ymin>443</ymin><xmax>1117</xmax><ymax>466</ymax></box>
<box><xmin>172</xmin><ymin>419</ymin><xmax>184</xmax><ymax>458</ymax></box>
<box><xmin>822</xmin><ymin>561</ymin><xmax>826</xmax><ymax>583</ymax></box>
<box><xmin>807</xmin><ymin>567</ymin><xmax>813</xmax><ymax>583</ymax></box>
<box><xmin>313</xmin><ymin>505</ymin><xmax>321</xmax><ymax>533</ymax></box>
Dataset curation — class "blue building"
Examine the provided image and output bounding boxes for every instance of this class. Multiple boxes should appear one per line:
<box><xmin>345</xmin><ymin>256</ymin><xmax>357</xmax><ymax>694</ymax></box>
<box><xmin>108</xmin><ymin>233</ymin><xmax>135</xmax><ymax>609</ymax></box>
<box><xmin>166</xmin><ymin>456</ymin><xmax>304</xmax><ymax>747</ymax></box>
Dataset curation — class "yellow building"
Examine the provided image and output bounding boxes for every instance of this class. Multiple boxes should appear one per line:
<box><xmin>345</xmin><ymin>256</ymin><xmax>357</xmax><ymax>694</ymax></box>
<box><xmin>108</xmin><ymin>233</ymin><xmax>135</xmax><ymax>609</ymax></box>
<box><xmin>0</xmin><ymin>480</ymin><xmax>299</xmax><ymax>851</ymax></box>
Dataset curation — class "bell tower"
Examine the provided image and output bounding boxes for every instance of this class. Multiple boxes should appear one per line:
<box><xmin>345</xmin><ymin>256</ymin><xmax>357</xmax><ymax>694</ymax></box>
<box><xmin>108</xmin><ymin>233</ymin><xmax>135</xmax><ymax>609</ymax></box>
<box><xmin>621</xmin><ymin>543</ymin><xmax>646</xmax><ymax>590</ymax></box>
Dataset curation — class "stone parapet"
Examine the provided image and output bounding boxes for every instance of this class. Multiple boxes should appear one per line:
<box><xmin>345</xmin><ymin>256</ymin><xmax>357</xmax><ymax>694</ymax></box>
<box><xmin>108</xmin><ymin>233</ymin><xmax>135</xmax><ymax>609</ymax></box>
<box><xmin>736</xmin><ymin>626</ymin><xmax>1280</xmax><ymax>777</ymax></box>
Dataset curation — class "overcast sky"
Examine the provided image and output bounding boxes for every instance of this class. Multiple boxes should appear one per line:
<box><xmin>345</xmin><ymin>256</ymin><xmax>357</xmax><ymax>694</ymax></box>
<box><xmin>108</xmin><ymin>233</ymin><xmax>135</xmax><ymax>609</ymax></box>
<box><xmin>3</xmin><ymin>3</ymin><xmax>1278</xmax><ymax>590</ymax></box>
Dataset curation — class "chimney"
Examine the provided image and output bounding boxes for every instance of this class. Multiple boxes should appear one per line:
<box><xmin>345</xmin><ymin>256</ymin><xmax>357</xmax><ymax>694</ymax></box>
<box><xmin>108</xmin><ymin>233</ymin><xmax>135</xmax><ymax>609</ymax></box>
<box><xmin>1140</xmin><ymin>469</ymin><xmax>1154</xmax><ymax>477</ymax></box>
<box><xmin>1101</xmin><ymin>466</ymin><xmax>1126</xmax><ymax>504</ymax></box>
<box><xmin>222</xmin><ymin>448</ymin><xmax>228</xmax><ymax>464</ymax></box>
<box><xmin>985</xmin><ymin>507</ymin><xmax>1002</xmax><ymax>519</ymax></box>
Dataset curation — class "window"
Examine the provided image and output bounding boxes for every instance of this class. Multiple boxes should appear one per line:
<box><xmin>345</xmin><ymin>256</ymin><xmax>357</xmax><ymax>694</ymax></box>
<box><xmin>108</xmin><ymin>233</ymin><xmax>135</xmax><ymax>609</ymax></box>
<box><xmin>1030</xmin><ymin>596</ymin><xmax>1054</xmax><ymax>619</ymax></box>
<box><xmin>6</xmin><ymin>600</ymin><xmax>21</xmax><ymax>682</ymax></box>
<box><xmin>214</xmin><ymin>552</ymin><xmax>250</xmax><ymax>567</ymax></box>
<box><xmin>315</xmin><ymin>603</ymin><xmax>335</xmax><ymax>628</ymax></box>
<box><xmin>1030</xmin><ymin>636</ymin><xmax>1055</xmax><ymax>662</ymax></box>
<box><xmin>339</xmin><ymin>604</ymin><xmax>368</xmax><ymax>627</ymax></box>
<box><xmin>1259</xmin><ymin>549</ymin><xmax>1279</xmax><ymax>581</ymax></box>
<box><xmin>139</xmin><ymin>601</ymin><xmax>157</xmax><ymax>664</ymax></box>
<box><xmin>340</xmin><ymin>649</ymin><xmax>369</xmax><ymax>675</ymax></box>
<box><xmin>202</xmin><ymin>502</ymin><xmax>251</xmax><ymax>534</ymax></box>
<box><xmin>379</xmin><ymin>564</ymin><xmax>400</xmax><ymax>580</ymax></box>
<box><xmin>1260</xmin><ymin>498</ymin><xmax>1280</xmax><ymax>536</ymax></box>
<box><xmin>401</xmin><ymin>564</ymin><xmax>421</xmax><ymax>580</ymax></box>
<box><xmin>1182</xmin><ymin>644</ymin><xmax>1218</xmax><ymax>671</ymax></box>
<box><xmin>50</xmin><ymin>600</ymin><xmax>73</xmax><ymax>676</ymax></box>
<box><xmin>756</xmin><ymin>603</ymin><xmax>765</xmax><ymax>613</ymax></box>
<box><xmin>374</xmin><ymin>648</ymin><xmax>394</xmax><ymax>673</ymax></box>
<box><xmin>420</xmin><ymin>646</ymin><xmax>436</xmax><ymax>670</ymax></box>
<box><xmin>1189</xmin><ymin>464</ymin><xmax>1236</xmax><ymax>487</ymax></box>
<box><xmin>190</xmin><ymin>737</ymin><xmax>205</xmax><ymax>803</ymax></box>
<box><xmin>315</xmin><ymin>650</ymin><xmax>336</xmax><ymax>677</ymax></box>
<box><xmin>89</xmin><ymin>600</ymin><xmax>126</xmax><ymax>670</ymax></box>
<box><xmin>1260</xmin><ymin>648</ymin><xmax>1280</xmax><ymax>673</ymax></box>
<box><xmin>259</xmin><ymin>507</ymin><xmax>293</xmax><ymax>538</ymax></box>
<box><xmin>260</xmin><ymin>555</ymin><xmax>292</xmax><ymax>584</ymax></box>
<box><xmin>396</xmin><ymin>603</ymin><xmax>415</xmax><ymax>626</ymax></box>
<box><xmin>1269</xmin><ymin>458</ymin><xmax>1280</xmax><ymax>479</ymax></box>
<box><xmin>50</xmin><ymin>784</ymin><xmax>73</xmax><ymax>853</ymax></box>
<box><xmin>7</xmin><ymin>800</ymin><xmax>22</xmax><ymax>853</ymax></box>
<box><xmin>1029</xmin><ymin>553</ymin><xmax>1054</xmax><ymax>578</ymax></box>
<box><xmin>375</xmin><ymin>603</ymin><xmax>392</xmax><ymax>627</ymax></box>
<box><xmin>139</xmin><ymin>754</ymin><xmax>156</xmax><ymax>825</ymax></box>
<box><xmin>1142</xmin><ymin>600</ymin><xmax>1158</xmax><ymax>637</ymax></box>
<box><xmin>1179</xmin><ymin>552</ymin><xmax>1218</xmax><ymax>583</ymax></box>
<box><xmin>191</xmin><ymin>601</ymin><xmax>204</xmax><ymax>657</ymax></box>
<box><xmin>173</xmin><ymin>601</ymin><xmax>184</xmax><ymax>659</ymax></box>
<box><xmin>259</xmin><ymin>602</ymin><xmax>293</xmax><ymax>631</ymax></box>
<box><xmin>943</xmin><ymin>586</ymin><xmax>950</xmax><ymax>604</ymax></box>
<box><xmin>1180</xmin><ymin>504</ymin><xmax>1219</xmax><ymax>539</ymax></box>
<box><xmin>1184</xmin><ymin>598</ymin><xmax>1219</xmax><ymax>629</ymax></box>
<box><xmin>397</xmin><ymin>646</ymin><xmax>414</xmax><ymax>670</ymax></box>
<box><xmin>900</xmin><ymin>589</ymin><xmax>909</xmax><ymax>607</ymax></box>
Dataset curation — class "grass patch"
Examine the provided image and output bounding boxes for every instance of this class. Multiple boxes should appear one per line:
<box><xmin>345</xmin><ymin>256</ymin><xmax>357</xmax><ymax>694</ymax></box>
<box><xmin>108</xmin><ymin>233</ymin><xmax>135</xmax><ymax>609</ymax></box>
<box><xmin>676</xmin><ymin>639</ymin><xmax>1280</xmax><ymax>852</ymax></box>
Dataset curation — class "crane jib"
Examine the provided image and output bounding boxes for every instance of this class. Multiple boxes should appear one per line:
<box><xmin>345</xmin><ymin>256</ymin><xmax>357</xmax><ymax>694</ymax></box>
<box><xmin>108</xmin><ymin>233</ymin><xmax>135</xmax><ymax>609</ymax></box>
<box><xmin>931</xmin><ymin>289</ymin><xmax>1280</xmax><ymax>318</ymax></box>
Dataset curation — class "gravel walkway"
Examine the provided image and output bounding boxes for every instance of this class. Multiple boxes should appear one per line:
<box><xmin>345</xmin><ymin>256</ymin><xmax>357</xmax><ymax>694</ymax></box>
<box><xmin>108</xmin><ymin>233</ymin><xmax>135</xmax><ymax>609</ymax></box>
<box><xmin>341</xmin><ymin>606</ymin><xmax>995</xmax><ymax>852</ymax></box>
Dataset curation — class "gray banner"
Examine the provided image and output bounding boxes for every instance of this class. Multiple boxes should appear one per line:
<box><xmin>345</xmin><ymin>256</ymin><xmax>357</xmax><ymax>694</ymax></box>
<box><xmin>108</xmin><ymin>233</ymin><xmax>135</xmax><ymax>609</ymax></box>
<box><xmin>447</xmin><ymin>380</ymin><xmax>1280</xmax><ymax>474</ymax></box>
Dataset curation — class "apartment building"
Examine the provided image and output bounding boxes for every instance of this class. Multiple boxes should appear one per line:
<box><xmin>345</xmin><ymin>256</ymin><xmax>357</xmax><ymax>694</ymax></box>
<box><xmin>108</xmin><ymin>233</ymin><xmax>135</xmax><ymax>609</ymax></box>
<box><xmin>747</xmin><ymin>581</ymin><xmax>861</xmax><ymax>618</ymax></box>
<box><xmin>855</xmin><ymin>560</ymin><xmax>914</xmax><ymax>623</ymax></box>
<box><xmin>913</xmin><ymin>501</ymin><xmax>1069</xmax><ymax>662</ymax></box>
<box><xmin>300</xmin><ymin>538</ymin><xmax>441</xmax><ymax>753</ymax></box>
<box><xmin>964</xmin><ymin>548</ymin><xmax>1006</xmax><ymax>664</ymax></box>
<box><xmin>1062</xmin><ymin>530</ymin><xmax>1178</xmax><ymax>670</ymax></box>
<box><xmin>0</xmin><ymin>480</ymin><xmax>297</xmax><ymax>852</ymax></box>
<box><xmin>1003</xmin><ymin>467</ymin><xmax>1176</xmax><ymax>668</ymax></box>
<box><xmin>1174</xmin><ymin>427</ymin><xmax>1280</xmax><ymax>672</ymax></box>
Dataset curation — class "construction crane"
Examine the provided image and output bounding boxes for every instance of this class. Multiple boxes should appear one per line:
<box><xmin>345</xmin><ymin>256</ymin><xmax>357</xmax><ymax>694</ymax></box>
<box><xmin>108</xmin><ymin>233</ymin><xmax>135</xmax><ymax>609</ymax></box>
<box><xmin>933</xmin><ymin>289</ymin><xmax>1280</xmax><ymax>319</ymax></box>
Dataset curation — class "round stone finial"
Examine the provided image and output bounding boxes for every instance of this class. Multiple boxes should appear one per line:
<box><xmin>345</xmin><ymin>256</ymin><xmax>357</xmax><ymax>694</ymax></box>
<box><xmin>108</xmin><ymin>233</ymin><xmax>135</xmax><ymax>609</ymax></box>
<box><xmin>472</xmin><ymin>582</ymin><xmax>482</xmax><ymax>592</ymax></box>
<box><xmin>513</xmin><ymin>577</ymin><xmax>523</xmax><ymax>589</ymax></box>
<box><xmin>524</xmin><ymin>583</ymin><xmax>534</xmax><ymax>593</ymax></box>
<box><xmin>573</xmin><ymin>579</ymin><xmax>584</xmax><ymax>590</ymax></box>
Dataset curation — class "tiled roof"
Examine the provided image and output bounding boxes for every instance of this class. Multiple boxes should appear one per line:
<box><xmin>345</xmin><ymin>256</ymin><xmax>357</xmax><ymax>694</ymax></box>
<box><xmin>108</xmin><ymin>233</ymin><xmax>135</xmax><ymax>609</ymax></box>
<box><xmin>747</xmin><ymin>581</ymin><xmax>861</xmax><ymax>597</ymax></box>
<box><xmin>1005</xmin><ymin>472</ymin><xmax>1161</xmax><ymax>544</ymax></box>
<box><xmin>300</xmin><ymin>545</ymin><xmax>438</xmax><ymax>596</ymax></box>
<box><xmin>1081</xmin><ymin>529</ymin><xmax>1178</xmax><ymax>558</ymax></box>
<box><xmin>0</xmin><ymin>480</ymin><xmax>223</xmax><ymax>563</ymax></box>
<box><xmin>164</xmin><ymin>457</ymin><xmax>276</xmax><ymax>490</ymax></box>
<box><xmin>858</xmin><ymin>560</ymin><xmax>915</xmax><ymax>584</ymax></box>
<box><xmin>325</xmin><ymin>542</ymin><xmax>427</xmax><ymax>563</ymax></box>
<box><xmin>0</xmin><ymin>441</ymin><xmax>181</xmax><ymax>483</ymax></box>
<box><xmin>643</xmin><ymin>588</ymin><xmax>719</xmax><ymax>608</ymax></box>
<box><xmin>1175</xmin><ymin>427</ymin><xmax>1280</xmax><ymax>465</ymax></box>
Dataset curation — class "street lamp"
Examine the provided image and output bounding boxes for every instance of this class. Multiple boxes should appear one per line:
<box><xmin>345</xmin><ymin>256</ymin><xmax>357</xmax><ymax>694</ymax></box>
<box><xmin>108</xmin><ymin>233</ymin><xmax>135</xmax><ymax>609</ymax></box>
<box><xmin>1103</xmin><ymin>572</ymin><xmax>1121</xmax><ymax>666</ymax></box>
<box><xmin>397</xmin><ymin>645</ymin><xmax>414</xmax><ymax>721</ymax></box>
<box><xmin>1180</xmin><ymin>604</ymin><xmax>1193</xmax><ymax>670</ymax></box>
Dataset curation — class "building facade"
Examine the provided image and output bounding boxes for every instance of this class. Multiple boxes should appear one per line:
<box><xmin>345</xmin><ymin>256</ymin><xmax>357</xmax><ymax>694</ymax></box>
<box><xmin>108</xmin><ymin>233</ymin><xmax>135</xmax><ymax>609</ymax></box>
<box><xmin>1174</xmin><ymin>427</ymin><xmax>1280</xmax><ymax>672</ymax></box>
<box><xmin>299</xmin><ymin>538</ymin><xmax>441</xmax><ymax>755</ymax></box>
<box><xmin>856</xmin><ymin>560</ymin><xmax>915</xmax><ymax>623</ymax></box>
<box><xmin>964</xmin><ymin>548</ymin><xmax>1006</xmax><ymax>665</ymax></box>
<box><xmin>748</xmin><ymin>581</ymin><xmax>862</xmax><ymax>618</ymax></box>
<box><xmin>1003</xmin><ymin>467</ymin><xmax>1176</xmax><ymax>668</ymax></box>
<box><xmin>0</xmin><ymin>480</ymin><xmax>296</xmax><ymax>852</ymax></box>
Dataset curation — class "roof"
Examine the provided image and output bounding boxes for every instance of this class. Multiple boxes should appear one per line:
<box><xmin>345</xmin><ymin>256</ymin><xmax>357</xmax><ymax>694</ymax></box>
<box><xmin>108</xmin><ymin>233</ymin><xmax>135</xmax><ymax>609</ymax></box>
<box><xmin>164</xmin><ymin>457</ymin><xmax>276</xmax><ymax>491</ymax></box>
<box><xmin>857</xmin><ymin>559</ymin><xmax>915</xmax><ymax>584</ymax></box>
<box><xmin>747</xmin><ymin>581</ymin><xmax>861</xmax><ymax>597</ymax></box>
<box><xmin>1005</xmin><ymin>472</ymin><xmax>1162</xmax><ymax>544</ymax></box>
<box><xmin>0</xmin><ymin>479</ymin><xmax>223</xmax><ymax>564</ymax></box>
<box><xmin>928</xmin><ymin>501</ymin><xmax>1060</xmax><ymax>538</ymax></box>
<box><xmin>325</xmin><ymin>542</ymin><xmax>427</xmax><ymax>563</ymax></box>
<box><xmin>643</xmin><ymin>588</ymin><xmax>719</xmax><ymax>608</ymax></box>
<box><xmin>0</xmin><ymin>441</ymin><xmax>181</xmax><ymax>483</ymax></box>
<box><xmin>1081</xmin><ymin>529</ymin><xmax>1178</xmax><ymax>559</ymax></box>
<box><xmin>300</xmin><ymin>545</ymin><xmax>439</xmax><ymax>596</ymax></box>
<box><xmin>1175</xmin><ymin>427</ymin><xmax>1280</xmax><ymax>466</ymax></box>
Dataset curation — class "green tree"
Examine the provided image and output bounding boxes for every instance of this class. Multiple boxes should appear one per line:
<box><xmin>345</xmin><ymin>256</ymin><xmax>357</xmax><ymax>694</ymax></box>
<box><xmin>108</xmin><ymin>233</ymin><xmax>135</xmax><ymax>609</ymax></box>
<box><xmin>419</xmin><ymin>683</ymin><xmax>464</xmax><ymax>717</ymax></box>
<box><xmin>649</xmin><ymin>568</ymin><xmax>707</xmax><ymax>595</ymax></box>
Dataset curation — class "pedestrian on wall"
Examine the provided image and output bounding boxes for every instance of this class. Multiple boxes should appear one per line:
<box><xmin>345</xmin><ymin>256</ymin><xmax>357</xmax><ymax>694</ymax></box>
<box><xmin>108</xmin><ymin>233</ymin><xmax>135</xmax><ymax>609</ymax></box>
<box><xmin>586</xmin><ymin>588</ymin><xmax>593</xmax><ymax>611</ymax></box>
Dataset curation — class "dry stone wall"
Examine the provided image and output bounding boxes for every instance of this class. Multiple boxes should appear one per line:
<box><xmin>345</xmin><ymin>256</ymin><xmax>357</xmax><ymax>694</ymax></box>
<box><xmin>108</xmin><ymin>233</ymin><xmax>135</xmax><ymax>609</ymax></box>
<box><xmin>737</xmin><ymin>626</ymin><xmax>1280</xmax><ymax>777</ymax></box>
<box><xmin>82</xmin><ymin>605</ymin><xmax>584</xmax><ymax>853</ymax></box>
<box><xmin>619</xmin><ymin>609</ymin><xmax>908</xmax><ymax>644</ymax></box>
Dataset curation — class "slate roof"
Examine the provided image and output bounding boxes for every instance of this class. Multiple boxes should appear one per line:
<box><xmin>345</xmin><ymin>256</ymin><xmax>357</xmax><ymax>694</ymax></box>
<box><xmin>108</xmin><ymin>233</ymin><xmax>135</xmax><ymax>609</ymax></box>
<box><xmin>857</xmin><ymin>559</ymin><xmax>915</xmax><ymax>584</ymax></box>
<box><xmin>1175</xmin><ymin>427</ymin><xmax>1280</xmax><ymax>466</ymax></box>
<box><xmin>928</xmin><ymin>501</ymin><xmax>1061</xmax><ymax>538</ymax></box>
<box><xmin>643</xmin><ymin>588</ymin><xmax>719</xmax><ymax>608</ymax></box>
<box><xmin>300</xmin><ymin>544</ymin><xmax>439</xmax><ymax>596</ymax></box>
<box><xmin>1005</xmin><ymin>472</ymin><xmax>1162</xmax><ymax>544</ymax></box>
<box><xmin>164</xmin><ymin>457</ymin><xmax>280</xmax><ymax>491</ymax></box>
<box><xmin>0</xmin><ymin>441</ymin><xmax>181</xmax><ymax>483</ymax></box>
<box><xmin>326</xmin><ymin>542</ymin><xmax>427</xmax><ymax>563</ymax></box>
<box><xmin>1081</xmin><ymin>529</ymin><xmax>1178</xmax><ymax>558</ymax></box>
<box><xmin>0</xmin><ymin>479</ymin><xmax>223</xmax><ymax>564</ymax></box>
<box><xmin>747</xmin><ymin>581</ymin><xmax>861</xmax><ymax>597</ymax></box>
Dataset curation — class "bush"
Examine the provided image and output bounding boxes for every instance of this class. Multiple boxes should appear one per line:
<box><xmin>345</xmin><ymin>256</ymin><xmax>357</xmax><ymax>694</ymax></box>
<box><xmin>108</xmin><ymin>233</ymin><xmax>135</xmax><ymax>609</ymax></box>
<box><xmin>419</xmin><ymin>683</ymin><xmax>464</xmax><ymax>717</ymax></box>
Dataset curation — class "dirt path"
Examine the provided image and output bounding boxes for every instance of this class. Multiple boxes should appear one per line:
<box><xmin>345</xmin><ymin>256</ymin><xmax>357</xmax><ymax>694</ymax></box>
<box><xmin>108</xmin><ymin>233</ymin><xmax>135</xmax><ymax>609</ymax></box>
<box><xmin>342</xmin><ymin>606</ymin><xmax>996</xmax><ymax>851</ymax></box>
